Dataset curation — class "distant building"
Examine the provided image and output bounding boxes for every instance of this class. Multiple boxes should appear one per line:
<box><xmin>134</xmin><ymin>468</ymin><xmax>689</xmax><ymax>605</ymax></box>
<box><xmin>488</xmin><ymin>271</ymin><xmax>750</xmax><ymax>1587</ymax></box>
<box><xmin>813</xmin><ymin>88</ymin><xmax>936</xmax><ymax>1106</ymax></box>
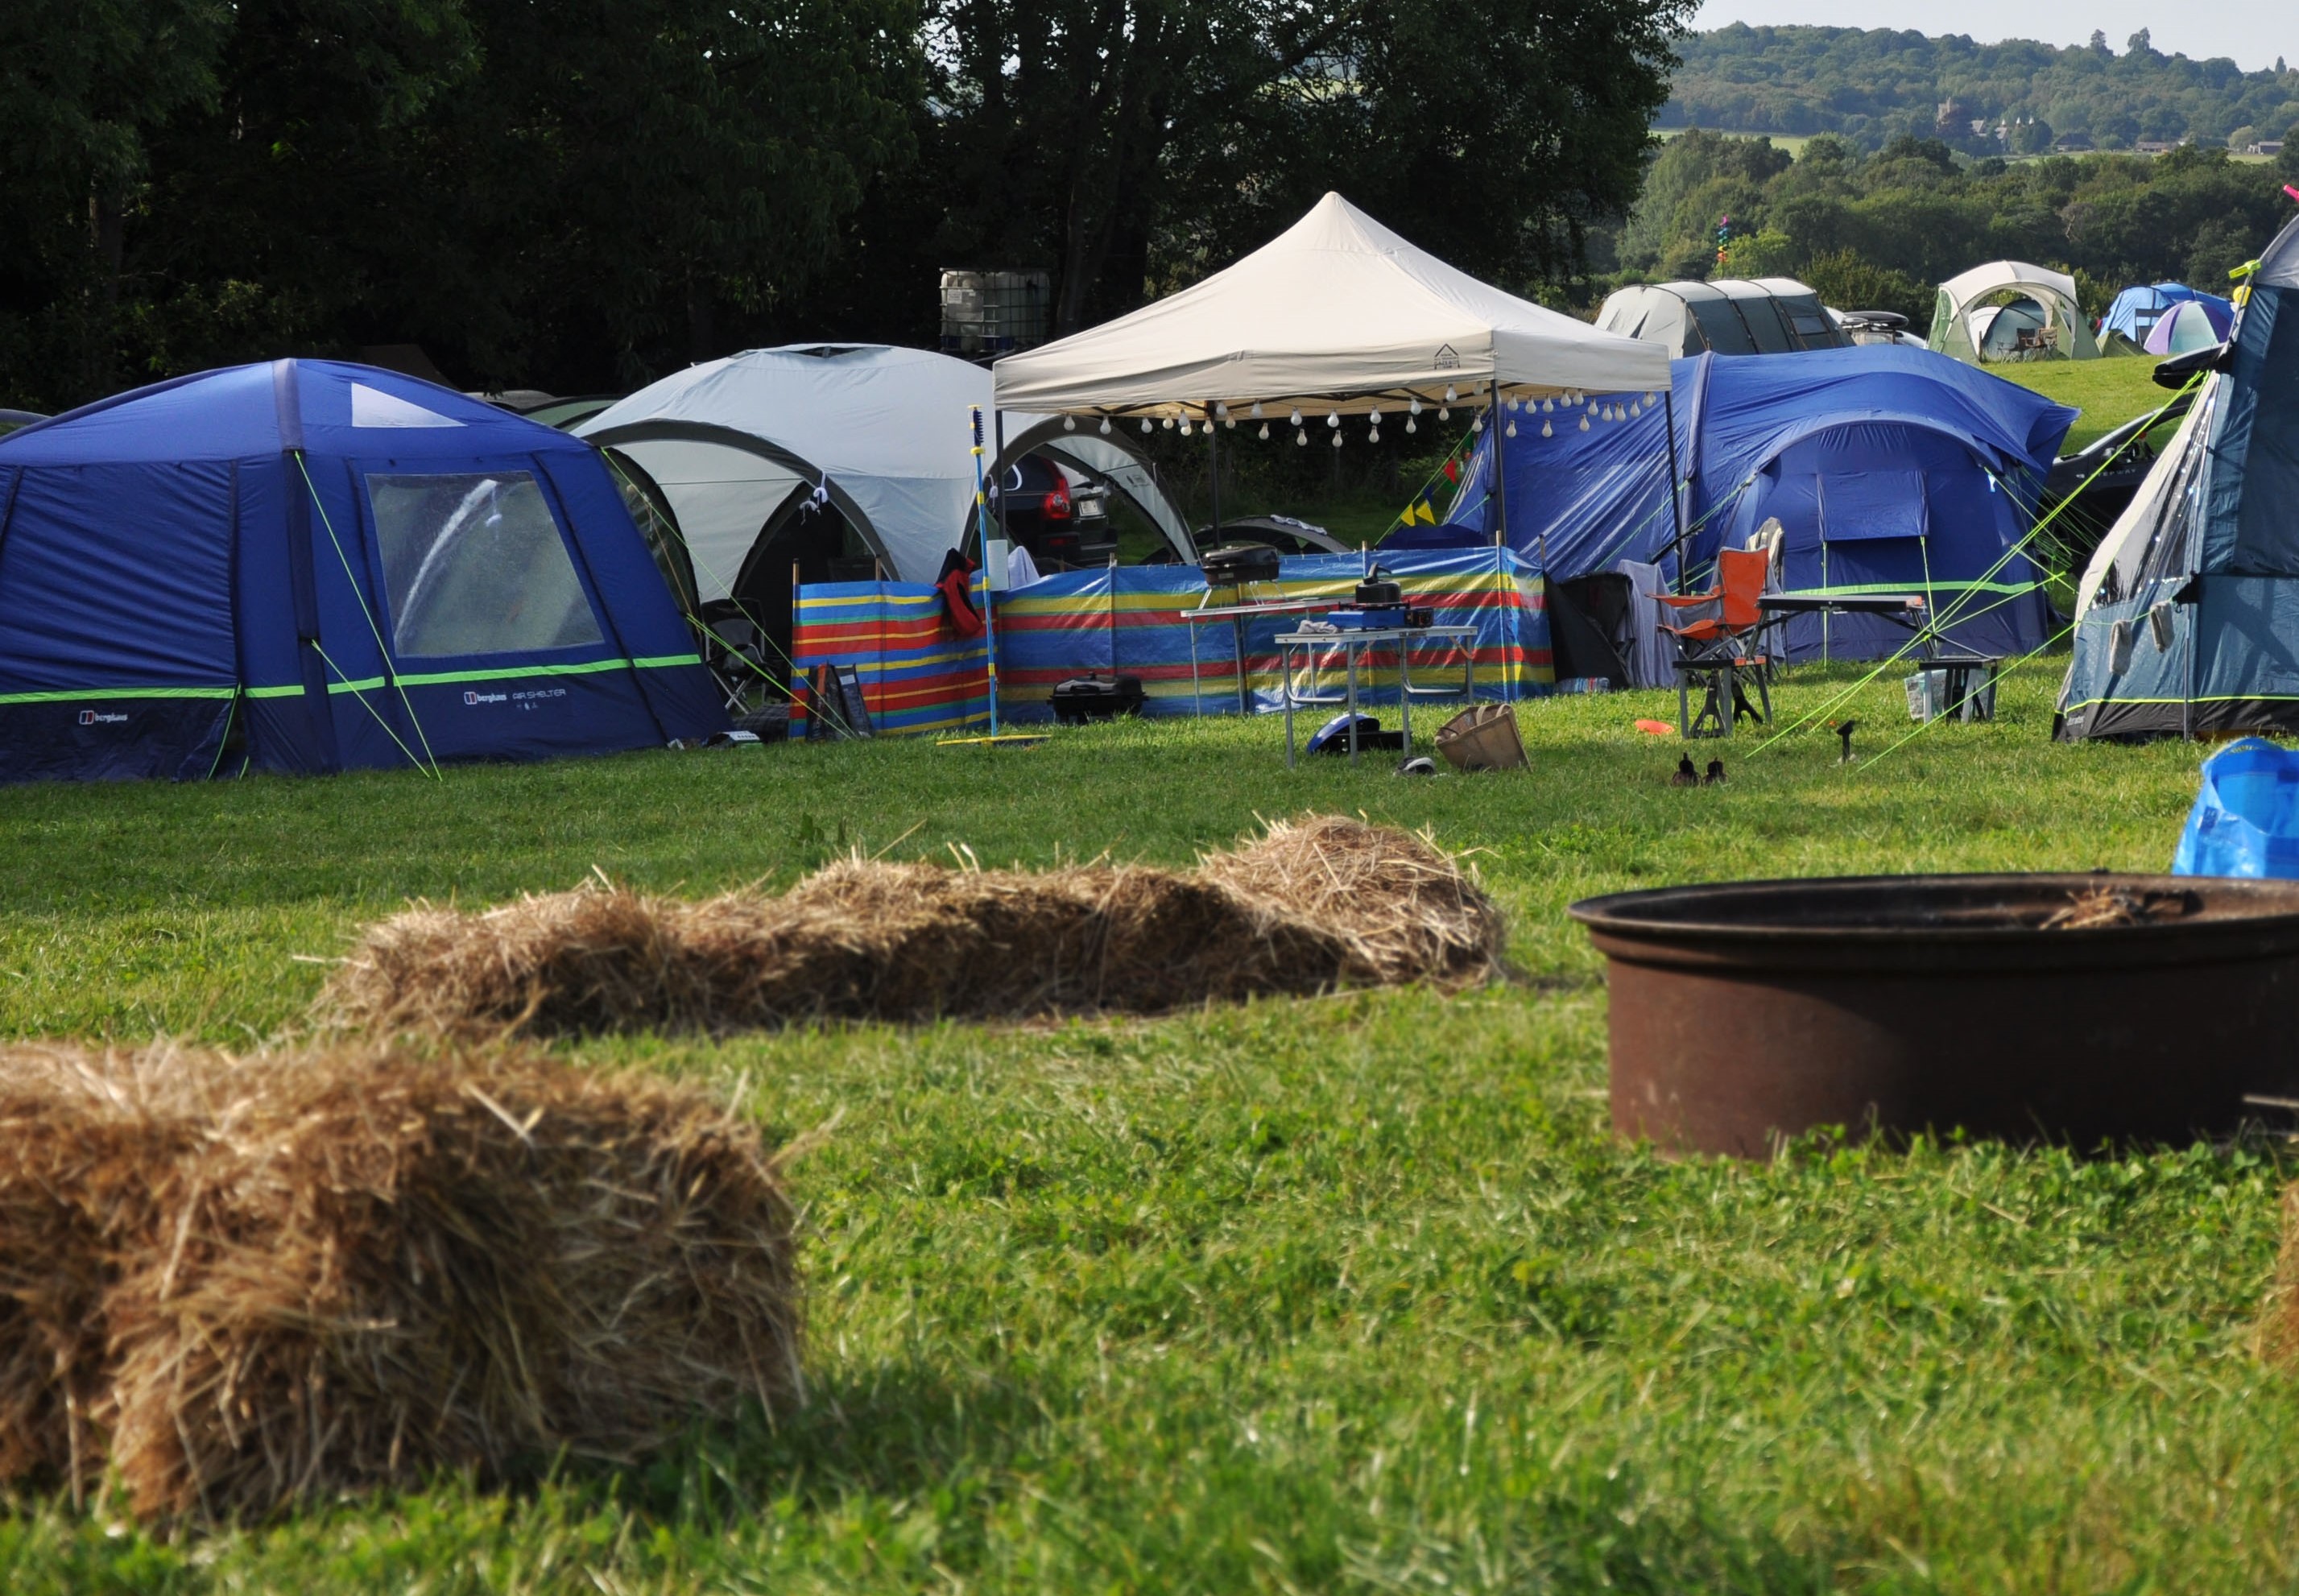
<box><xmin>2253</xmin><ymin>139</ymin><xmax>2287</xmax><ymax>156</ymax></box>
<box><xmin>2053</xmin><ymin>133</ymin><xmax>2096</xmax><ymax>152</ymax></box>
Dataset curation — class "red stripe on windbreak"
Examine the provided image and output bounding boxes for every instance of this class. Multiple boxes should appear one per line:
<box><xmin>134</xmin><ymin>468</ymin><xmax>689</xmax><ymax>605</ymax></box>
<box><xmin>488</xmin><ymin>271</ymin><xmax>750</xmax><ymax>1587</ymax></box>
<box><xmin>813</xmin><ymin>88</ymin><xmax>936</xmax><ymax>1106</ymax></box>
<box><xmin>799</xmin><ymin>619</ymin><xmax>953</xmax><ymax>650</ymax></box>
<box><xmin>865</xmin><ymin>674</ymin><xmax>984</xmax><ymax>709</ymax></box>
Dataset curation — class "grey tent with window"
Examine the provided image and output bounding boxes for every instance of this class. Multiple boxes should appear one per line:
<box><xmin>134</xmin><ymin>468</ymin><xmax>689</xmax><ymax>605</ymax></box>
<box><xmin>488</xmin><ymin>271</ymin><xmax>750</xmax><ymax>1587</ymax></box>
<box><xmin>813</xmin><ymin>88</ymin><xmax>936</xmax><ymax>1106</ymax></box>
<box><xmin>1594</xmin><ymin>279</ymin><xmax>1847</xmax><ymax>358</ymax></box>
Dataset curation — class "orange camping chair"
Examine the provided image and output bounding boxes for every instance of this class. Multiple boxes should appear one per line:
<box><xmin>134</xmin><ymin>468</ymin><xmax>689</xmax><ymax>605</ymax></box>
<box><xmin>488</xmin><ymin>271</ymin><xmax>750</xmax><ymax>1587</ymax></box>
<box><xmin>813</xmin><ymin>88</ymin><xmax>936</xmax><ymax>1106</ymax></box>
<box><xmin>1656</xmin><ymin>547</ymin><xmax>1772</xmax><ymax>738</ymax></box>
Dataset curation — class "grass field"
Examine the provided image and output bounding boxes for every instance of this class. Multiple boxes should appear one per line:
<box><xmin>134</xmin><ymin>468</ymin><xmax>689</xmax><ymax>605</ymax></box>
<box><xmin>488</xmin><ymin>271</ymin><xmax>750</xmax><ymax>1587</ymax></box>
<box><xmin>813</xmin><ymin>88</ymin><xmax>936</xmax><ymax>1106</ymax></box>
<box><xmin>1995</xmin><ymin>356</ymin><xmax>2179</xmax><ymax>453</ymax></box>
<box><xmin>5</xmin><ymin>665</ymin><xmax>2297</xmax><ymax>1591</ymax></box>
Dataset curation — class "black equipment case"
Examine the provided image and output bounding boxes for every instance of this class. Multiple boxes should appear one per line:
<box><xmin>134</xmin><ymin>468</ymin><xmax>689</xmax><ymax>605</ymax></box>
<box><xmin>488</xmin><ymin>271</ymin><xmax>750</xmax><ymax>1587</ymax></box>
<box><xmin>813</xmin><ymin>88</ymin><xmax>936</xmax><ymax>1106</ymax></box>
<box><xmin>1199</xmin><ymin>544</ymin><xmax>1283</xmax><ymax>587</ymax></box>
<box><xmin>1051</xmin><ymin>672</ymin><xmax>1147</xmax><ymax>723</ymax></box>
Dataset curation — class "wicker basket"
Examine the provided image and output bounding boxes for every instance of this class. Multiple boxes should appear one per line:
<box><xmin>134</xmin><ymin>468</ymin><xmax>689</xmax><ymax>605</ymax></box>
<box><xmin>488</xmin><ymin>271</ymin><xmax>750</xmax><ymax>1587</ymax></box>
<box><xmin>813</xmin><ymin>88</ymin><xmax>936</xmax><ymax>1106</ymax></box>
<box><xmin>1434</xmin><ymin>704</ymin><xmax>1527</xmax><ymax>771</ymax></box>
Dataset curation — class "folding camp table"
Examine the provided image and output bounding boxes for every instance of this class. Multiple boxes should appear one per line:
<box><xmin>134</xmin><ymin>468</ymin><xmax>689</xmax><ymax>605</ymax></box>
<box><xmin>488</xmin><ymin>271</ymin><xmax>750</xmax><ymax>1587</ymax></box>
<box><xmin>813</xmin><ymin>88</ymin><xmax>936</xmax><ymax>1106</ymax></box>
<box><xmin>1275</xmin><ymin>625</ymin><xmax>1478</xmax><ymax>765</ymax></box>
<box><xmin>1757</xmin><ymin>592</ymin><xmax>2001</xmax><ymax>722</ymax></box>
<box><xmin>1756</xmin><ymin>591</ymin><xmax>1929</xmax><ymax>641</ymax></box>
<box><xmin>1184</xmin><ymin>595</ymin><xmax>1343</xmax><ymax>714</ymax></box>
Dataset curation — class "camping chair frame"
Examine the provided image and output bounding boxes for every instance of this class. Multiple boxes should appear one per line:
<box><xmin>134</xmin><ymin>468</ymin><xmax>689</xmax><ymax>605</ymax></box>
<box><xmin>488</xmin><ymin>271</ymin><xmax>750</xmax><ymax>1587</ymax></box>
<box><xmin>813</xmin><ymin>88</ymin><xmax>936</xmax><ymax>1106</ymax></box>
<box><xmin>697</xmin><ymin>599</ymin><xmax>779</xmax><ymax>716</ymax></box>
<box><xmin>1659</xmin><ymin>547</ymin><xmax>1773</xmax><ymax>739</ymax></box>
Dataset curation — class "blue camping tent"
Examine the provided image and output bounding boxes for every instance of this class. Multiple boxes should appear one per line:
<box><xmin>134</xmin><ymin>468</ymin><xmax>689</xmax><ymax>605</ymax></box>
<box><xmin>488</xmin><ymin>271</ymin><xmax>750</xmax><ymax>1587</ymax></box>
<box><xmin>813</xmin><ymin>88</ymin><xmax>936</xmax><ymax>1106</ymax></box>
<box><xmin>2059</xmin><ymin>213</ymin><xmax>2299</xmax><ymax>741</ymax></box>
<box><xmin>1432</xmin><ymin>345</ymin><xmax>2078</xmax><ymax>661</ymax></box>
<box><xmin>2101</xmin><ymin>282</ymin><xmax>2237</xmax><ymax>350</ymax></box>
<box><xmin>0</xmin><ymin>360</ymin><xmax>725</xmax><ymax>784</ymax></box>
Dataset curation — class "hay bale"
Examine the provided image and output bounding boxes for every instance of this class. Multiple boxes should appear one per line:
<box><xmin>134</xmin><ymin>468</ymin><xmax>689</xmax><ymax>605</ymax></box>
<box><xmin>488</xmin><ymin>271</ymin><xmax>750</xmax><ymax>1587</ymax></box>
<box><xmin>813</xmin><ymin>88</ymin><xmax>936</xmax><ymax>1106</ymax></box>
<box><xmin>1195</xmin><ymin>814</ymin><xmax>1507</xmax><ymax>989</ymax></box>
<box><xmin>2264</xmin><ymin>1182</ymin><xmax>2299</xmax><ymax>1367</ymax></box>
<box><xmin>0</xmin><ymin>1043</ymin><xmax>214</xmax><ymax>1499</ymax></box>
<box><xmin>105</xmin><ymin>1044</ymin><xmax>801</xmax><ymax>1522</ymax></box>
<box><xmin>0</xmin><ymin>1042</ymin><xmax>800</xmax><ymax>1524</ymax></box>
<box><xmin>322</xmin><ymin>813</ymin><xmax>1504</xmax><ymax>1038</ymax></box>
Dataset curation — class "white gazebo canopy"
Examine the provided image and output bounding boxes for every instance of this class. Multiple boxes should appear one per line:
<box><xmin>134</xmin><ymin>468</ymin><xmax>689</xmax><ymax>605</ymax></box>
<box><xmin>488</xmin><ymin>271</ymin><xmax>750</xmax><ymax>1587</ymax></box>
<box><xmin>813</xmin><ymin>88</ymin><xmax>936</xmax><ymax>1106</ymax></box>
<box><xmin>990</xmin><ymin>193</ymin><xmax>1671</xmax><ymax>420</ymax></box>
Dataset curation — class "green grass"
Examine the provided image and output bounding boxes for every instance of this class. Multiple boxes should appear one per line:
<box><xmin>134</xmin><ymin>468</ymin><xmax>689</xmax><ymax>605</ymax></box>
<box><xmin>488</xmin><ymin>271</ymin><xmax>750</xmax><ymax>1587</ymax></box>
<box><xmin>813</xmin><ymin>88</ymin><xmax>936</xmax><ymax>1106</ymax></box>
<box><xmin>5</xmin><ymin>670</ymin><xmax>2298</xmax><ymax>1591</ymax></box>
<box><xmin>1995</xmin><ymin>356</ymin><xmax>2177</xmax><ymax>453</ymax></box>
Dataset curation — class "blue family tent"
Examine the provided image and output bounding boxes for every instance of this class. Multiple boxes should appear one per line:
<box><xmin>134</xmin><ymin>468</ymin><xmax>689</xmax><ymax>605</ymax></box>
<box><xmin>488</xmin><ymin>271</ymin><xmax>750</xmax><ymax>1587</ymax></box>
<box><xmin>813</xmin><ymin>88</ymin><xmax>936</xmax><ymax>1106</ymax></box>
<box><xmin>0</xmin><ymin>359</ymin><xmax>725</xmax><ymax>784</ymax></box>
<box><xmin>2059</xmin><ymin>213</ymin><xmax>2299</xmax><ymax>741</ymax></box>
<box><xmin>1431</xmin><ymin>345</ymin><xmax>2078</xmax><ymax>661</ymax></box>
<box><xmin>2101</xmin><ymin>282</ymin><xmax>2236</xmax><ymax>352</ymax></box>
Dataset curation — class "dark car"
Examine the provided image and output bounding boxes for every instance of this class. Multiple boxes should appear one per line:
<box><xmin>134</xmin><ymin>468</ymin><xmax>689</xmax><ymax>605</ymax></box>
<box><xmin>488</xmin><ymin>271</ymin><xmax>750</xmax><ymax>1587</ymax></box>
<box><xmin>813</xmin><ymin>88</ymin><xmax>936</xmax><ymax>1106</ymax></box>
<box><xmin>991</xmin><ymin>454</ymin><xmax>1110</xmax><ymax>567</ymax></box>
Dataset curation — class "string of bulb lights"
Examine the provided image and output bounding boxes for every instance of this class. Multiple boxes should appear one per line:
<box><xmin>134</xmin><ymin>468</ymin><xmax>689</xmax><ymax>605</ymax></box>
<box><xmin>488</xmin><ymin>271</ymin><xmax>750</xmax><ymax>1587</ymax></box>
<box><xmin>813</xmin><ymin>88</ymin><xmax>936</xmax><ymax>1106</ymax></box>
<box><xmin>1054</xmin><ymin>387</ymin><xmax>1665</xmax><ymax>447</ymax></box>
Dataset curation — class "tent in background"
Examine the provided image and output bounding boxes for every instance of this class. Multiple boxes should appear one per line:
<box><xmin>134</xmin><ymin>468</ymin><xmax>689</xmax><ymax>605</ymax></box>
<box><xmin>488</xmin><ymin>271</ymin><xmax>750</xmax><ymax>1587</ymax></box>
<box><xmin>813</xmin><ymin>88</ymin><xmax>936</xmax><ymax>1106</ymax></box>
<box><xmin>2059</xmin><ymin>213</ymin><xmax>2299</xmax><ymax>740</ymax></box>
<box><xmin>1930</xmin><ymin>262</ymin><xmax>2100</xmax><ymax>363</ymax></box>
<box><xmin>0</xmin><ymin>360</ymin><xmax>723</xmax><ymax>784</ymax></box>
<box><xmin>2144</xmin><ymin>296</ymin><xmax>2235</xmax><ymax>354</ymax></box>
<box><xmin>1433</xmin><ymin>345</ymin><xmax>2077</xmax><ymax>662</ymax></box>
<box><xmin>2100</xmin><ymin>282</ymin><xmax>2235</xmax><ymax>353</ymax></box>
<box><xmin>1594</xmin><ymin>278</ymin><xmax>1847</xmax><ymax>357</ymax></box>
<box><xmin>577</xmin><ymin>344</ymin><xmax>1187</xmax><ymax>595</ymax></box>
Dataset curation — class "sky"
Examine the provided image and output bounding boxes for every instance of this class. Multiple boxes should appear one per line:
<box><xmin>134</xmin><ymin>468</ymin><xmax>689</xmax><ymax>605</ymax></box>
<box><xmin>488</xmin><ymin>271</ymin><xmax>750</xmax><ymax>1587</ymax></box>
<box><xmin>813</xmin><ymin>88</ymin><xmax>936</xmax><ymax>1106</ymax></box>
<box><xmin>1687</xmin><ymin>0</ymin><xmax>2298</xmax><ymax>73</ymax></box>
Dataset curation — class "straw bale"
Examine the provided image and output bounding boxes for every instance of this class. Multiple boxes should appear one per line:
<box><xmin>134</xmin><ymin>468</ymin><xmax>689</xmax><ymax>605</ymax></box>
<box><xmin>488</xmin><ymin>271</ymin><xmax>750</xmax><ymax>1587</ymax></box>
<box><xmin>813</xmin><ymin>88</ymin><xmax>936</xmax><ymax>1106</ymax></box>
<box><xmin>0</xmin><ymin>1041</ymin><xmax>799</xmax><ymax>1524</ymax></box>
<box><xmin>2264</xmin><ymin>1182</ymin><xmax>2299</xmax><ymax>1367</ymax></box>
<box><xmin>0</xmin><ymin>1044</ymin><xmax>212</xmax><ymax>1498</ymax></box>
<box><xmin>103</xmin><ymin>1044</ymin><xmax>800</xmax><ymax>1522</ymax></box>
<box><xmin>322</xmin><ymin>815</ymin><xmax>1503</xmax><ymax>1038</ymax></box>
<box><xmin>1194</xmin><ymin>813</ymin><xmax>1507</xmax><ymax>988</ymax></box>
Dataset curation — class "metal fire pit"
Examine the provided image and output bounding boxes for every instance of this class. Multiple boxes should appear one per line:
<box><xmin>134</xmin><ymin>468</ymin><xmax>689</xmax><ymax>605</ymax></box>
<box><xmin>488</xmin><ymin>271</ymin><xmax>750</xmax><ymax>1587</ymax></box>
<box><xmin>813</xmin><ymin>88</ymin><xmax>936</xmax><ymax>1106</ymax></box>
<box><xmin>1568</xmin><ymin>874</ymin><xmax>2299</xmax><ymax>1156</ymax></box>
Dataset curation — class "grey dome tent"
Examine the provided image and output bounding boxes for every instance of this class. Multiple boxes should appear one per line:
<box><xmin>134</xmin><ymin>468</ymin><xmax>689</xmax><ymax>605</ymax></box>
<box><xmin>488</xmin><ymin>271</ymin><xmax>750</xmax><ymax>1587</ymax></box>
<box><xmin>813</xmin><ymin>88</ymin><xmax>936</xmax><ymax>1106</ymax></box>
<box><xmin>1594</xmin><ymin>279</ymin><xmax>1846</xmax><ymax>357</ymax></box>
<box><xmin>2057</xmin><ymin>213</ymin><xmax>2299</xmax><ymax>740</ymax></box>
<box><xmin>577</xmin><ymin>345</ymin><xmax>1190</xmax><ymax>599</ymax></box>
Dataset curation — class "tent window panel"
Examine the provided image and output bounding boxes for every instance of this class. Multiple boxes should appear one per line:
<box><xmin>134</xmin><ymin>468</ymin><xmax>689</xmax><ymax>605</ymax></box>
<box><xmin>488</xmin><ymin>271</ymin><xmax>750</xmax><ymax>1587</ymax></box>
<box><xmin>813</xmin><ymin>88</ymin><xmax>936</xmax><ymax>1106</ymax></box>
<box><xmin>1820</xmin><ymin>472</ymin><xmax>1929</xmax><ymax>542</ymax></box>
<box><xmin>1735</xmin><ymin>297</ymin><xmax>1797</xmax><ymax>354</ymax></box>
<box><xmin>366</xmin><ymin>472</ymin><xmax>606</xmax><ymax>659</ymax></box>
<box><xmin>1688</xmin><ymin>300</ymin><xmax>1758</xmax><ymax>355</ymax></box>
<box><xmin>1777</xmin><ymin>296</ymin><xmax>1838</xmax><ymax>347</ymax></box>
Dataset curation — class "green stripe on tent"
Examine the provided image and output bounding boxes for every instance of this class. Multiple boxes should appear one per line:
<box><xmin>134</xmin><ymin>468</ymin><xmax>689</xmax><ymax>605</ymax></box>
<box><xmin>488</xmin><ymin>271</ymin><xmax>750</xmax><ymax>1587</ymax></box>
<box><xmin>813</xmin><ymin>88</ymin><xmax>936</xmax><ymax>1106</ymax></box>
<box><xmin>2063</xmin><ymin>693</ymin><xmax>2299</xmax><ymax>709</ymax></box>
<box><xmin>391</xmin><ymin>655</ymin><xmax>703</xmax><ymax>688</ymax></box>
<box><xmin>1798</xmin><ymin>580</ymin><xmax>2040</xmax><ymax>598</ymax></box>
<box><xmin>0</xmin><ymin>686</ymin><xmax>236</xmax><ymax>705</ymax></box>
<box><xmin>7</xmin><ymin>655</ymin><xmax>705</xmax><ymax>707</ymax></box>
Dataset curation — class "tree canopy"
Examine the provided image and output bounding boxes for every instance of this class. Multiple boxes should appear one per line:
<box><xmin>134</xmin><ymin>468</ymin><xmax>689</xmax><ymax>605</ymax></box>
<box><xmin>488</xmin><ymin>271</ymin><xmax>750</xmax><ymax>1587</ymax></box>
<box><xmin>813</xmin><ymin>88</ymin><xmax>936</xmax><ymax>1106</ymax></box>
<box><xmin>2</xmin><ymin>0</ymin><xmax>1689</xmax><ymax>411</ymax></box>
<box><xmin>1606</xmin><ymin>129</ymin><xmax>2299</xmax><ymax>330</ymax></box>
<box><xmin>1665</xmin><ymin>24</ymin><xmax>2299</xmax><ymax>152</ymax></box>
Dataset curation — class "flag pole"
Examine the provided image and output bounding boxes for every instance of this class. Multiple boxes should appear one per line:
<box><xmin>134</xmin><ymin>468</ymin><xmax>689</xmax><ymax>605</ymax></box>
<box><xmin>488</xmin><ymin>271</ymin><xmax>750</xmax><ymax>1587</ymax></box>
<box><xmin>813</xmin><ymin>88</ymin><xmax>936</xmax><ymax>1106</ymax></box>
<box><xmin>970</xmin><ymin>405</ymin><xmax>1001</xmax><ymax>734</ymax></box>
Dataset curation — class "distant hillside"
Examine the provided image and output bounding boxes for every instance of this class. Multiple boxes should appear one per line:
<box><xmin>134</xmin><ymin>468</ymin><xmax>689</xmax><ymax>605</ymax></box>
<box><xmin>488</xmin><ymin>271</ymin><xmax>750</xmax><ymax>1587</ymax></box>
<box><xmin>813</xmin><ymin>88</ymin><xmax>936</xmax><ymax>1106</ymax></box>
<box><xmin>1663</xmin><ymin>25</ymin><xmax>2299</xmax><ymax>151</ymax></box>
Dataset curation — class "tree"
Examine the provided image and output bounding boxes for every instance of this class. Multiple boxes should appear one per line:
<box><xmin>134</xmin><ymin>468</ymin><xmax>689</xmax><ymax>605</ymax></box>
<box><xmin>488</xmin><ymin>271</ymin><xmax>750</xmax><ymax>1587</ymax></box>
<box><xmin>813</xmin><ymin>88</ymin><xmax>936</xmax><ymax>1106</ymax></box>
<box><xmin>2</xmin><ymin>0</ymin><xmax>920</xmax><ymax>405</ymax></box>
<box><xmin>922</xmin><ymin>0</ymin><xmax>1693</xmax><ymax>335</ymax></box>
<box><xmin>1615</xmin><ymin>128</ymin><xmax>1791</xmax><ymax>271</ymax></box>
<box><xmin>2010</xmin><ymin>118</ymin><xmax>2056</xmax><ymax>155</ymax></box>
<box><xmin>1802</xmin><ymin>248</ymin><xmax>1929</xmax><ymax>328</ymax></box>
<box><xmin>0</xmin><ymin>0</ymin><xmax>234</xmax><ymax>403</ymax></box>
<box><xmin>411</xmin><ymin>0</ymin><xmax>920</xmax><ymax>382</ymax></box>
